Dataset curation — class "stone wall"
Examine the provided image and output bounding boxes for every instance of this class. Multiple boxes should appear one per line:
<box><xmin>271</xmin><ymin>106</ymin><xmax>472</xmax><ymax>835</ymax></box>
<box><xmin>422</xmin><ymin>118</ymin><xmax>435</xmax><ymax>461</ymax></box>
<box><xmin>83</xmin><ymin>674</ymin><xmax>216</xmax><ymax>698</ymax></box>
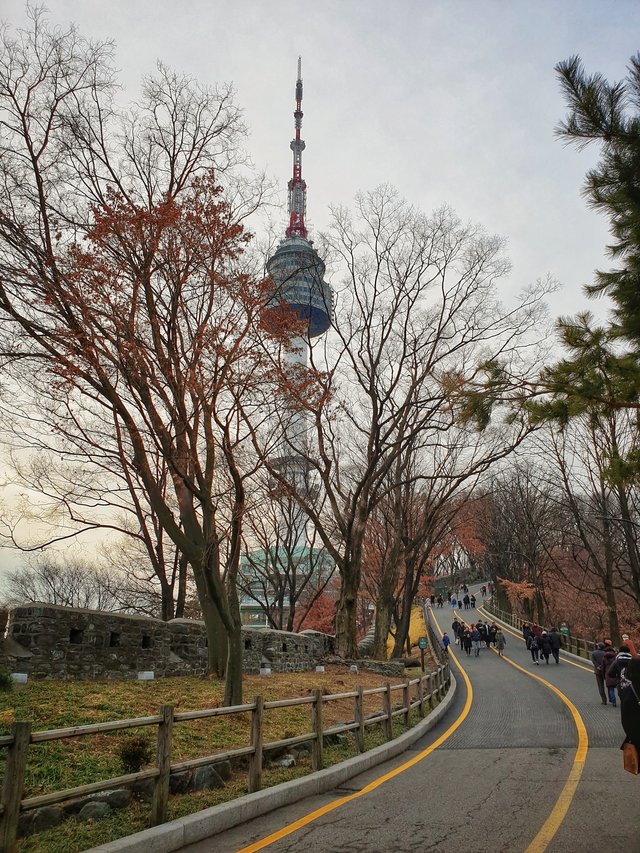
<box><xmin>0</xmin><ymin>603</ymin><xmax>334</xmax><ymax>680</ymax></box>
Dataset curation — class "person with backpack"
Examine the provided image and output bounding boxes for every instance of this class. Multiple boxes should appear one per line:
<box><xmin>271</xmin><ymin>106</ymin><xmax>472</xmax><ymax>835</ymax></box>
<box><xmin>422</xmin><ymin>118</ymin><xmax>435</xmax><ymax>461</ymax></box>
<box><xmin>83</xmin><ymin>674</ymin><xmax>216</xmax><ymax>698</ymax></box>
<box><xmin>539</xmin><ymin>631</ymin><xmax>553</xmax><ymax>664</ymax></box>
<box><xmin>495</xmin><ymin>629</ymin><xmax>507</xmax><ymax>656</ymax></box>
<box><xmin>601</xmin><ymin>643</ymin><xmax>618</xmax><ymax>706</ymax></box>
<box><xmin>442</xmin><ymin>633</ymin><xmax>451</xmax><ymax>653</ymax></box>
<box><xmin>606</xmin><ymin>645</ymin><xmax>634</xmax><ymax>700</ymax></box>
<box><xmin>527</xmin><ymin>631</ymin><xmax>540</xmax><ymax>665</ymax></box>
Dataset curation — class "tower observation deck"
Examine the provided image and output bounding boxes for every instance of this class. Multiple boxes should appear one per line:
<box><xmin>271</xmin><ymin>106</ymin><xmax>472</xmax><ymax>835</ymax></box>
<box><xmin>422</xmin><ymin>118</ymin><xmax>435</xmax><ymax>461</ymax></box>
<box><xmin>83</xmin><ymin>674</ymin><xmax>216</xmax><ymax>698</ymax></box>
<box><xmin>267</xmin><ymin>58</ymin><xmax>332</xmax><ymax>339</ymax></box>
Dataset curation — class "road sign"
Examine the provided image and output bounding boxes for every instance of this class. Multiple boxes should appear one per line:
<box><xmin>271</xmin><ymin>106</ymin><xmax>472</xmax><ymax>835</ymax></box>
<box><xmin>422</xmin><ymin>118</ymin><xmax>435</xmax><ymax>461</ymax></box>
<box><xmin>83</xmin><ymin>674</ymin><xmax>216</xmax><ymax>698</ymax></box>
<box><xmin>418</xmin><ymin>637</ymin><xmax>428</xmax><ymax>650</ymax></box>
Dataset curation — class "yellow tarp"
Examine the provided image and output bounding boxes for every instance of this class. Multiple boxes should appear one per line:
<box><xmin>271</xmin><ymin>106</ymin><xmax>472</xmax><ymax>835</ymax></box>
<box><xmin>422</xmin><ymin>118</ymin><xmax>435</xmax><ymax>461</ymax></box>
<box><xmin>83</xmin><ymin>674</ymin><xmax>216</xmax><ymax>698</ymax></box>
<box><xmin>386</xmin><ymin>606</ymin><xmax>426</xmax><ymax>656</ymax></box>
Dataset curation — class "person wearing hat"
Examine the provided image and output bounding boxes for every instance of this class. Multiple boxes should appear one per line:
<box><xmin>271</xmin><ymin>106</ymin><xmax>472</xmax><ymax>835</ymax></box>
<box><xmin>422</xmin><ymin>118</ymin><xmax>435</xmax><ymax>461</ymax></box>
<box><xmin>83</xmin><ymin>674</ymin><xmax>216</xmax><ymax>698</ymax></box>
<box><xmin>539</xmin><ymin>630</ymin><xmax>553</xmax><ymax>664</ymax></box>
<box><xmin>591</xmin><ymin>642</ymin><xmax>607</xmax><ymax>704</ymax></box>
<box><xmin>622</xmin><ymin>633</ymin><xmax>637</xmax><ymax>656</ymax></box>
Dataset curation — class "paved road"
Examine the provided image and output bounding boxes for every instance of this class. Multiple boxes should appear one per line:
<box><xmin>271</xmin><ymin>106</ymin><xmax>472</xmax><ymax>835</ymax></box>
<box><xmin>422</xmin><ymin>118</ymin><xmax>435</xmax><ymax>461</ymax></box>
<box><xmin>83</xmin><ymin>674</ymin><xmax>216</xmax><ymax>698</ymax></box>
<box><xmin>183</xmin><ymin>590</ymin><xmax>640</xmax><ymax>852</ymax></box>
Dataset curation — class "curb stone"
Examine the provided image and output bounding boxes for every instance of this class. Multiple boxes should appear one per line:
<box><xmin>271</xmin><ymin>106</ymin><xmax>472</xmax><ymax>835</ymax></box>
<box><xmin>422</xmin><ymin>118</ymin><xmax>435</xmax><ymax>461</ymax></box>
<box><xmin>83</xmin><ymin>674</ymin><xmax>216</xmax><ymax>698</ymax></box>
<box><xmin>86</xmin><ymin>675</ymin><xmax>457</xmax><ymax>852</ymax></box>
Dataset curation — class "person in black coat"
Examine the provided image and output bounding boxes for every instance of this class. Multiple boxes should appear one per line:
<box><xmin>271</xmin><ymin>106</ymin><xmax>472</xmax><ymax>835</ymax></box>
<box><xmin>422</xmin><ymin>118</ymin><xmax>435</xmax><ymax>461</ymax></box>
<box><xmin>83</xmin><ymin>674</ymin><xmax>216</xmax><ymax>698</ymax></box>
<box><xmin>621</xmin><ymin>657</ymin><xmax>640</xmax><ymax>750</ymax></box>
<box><xmin>548</xmin><ymin>628</ymin><xmax>562</xmax><ymax>664</ymax></box>
<box><xmin>539</xmin><ymin>631</ymin><xmax>553</xmax><ymax>664</ymax></box>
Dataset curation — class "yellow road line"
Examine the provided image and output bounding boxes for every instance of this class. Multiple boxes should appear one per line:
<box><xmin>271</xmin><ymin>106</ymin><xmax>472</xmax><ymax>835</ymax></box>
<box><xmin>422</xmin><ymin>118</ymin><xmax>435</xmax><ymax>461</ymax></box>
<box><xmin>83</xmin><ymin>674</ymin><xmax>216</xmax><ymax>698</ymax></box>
<box><xmin>477</xmin><ymin>606</ymin><xmax>593</xmax><ymax>674</ymax></box>
<box><xmin>234</xmin><ymin>613</ymin><xmax>472</xmax><ymax>853</ymax></box>
<box><xmin>485</xmin><ymin>640</ymin><xmax>589</xmax><ymax>853</ymax></box>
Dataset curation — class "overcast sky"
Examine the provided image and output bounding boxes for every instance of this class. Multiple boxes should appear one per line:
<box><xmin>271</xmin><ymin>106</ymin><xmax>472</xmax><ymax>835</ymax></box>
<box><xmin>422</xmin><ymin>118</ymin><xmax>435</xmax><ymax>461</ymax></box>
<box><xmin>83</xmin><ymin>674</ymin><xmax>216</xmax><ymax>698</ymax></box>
<box><xmin>1</xmin><ymin>0</ymin><xmax>638</xmax><ymax>574</ymax></box>
<box><xmin>4</xmin><ymin>0</ymin><xmax>639</xmax><ymax>315</ymax></box>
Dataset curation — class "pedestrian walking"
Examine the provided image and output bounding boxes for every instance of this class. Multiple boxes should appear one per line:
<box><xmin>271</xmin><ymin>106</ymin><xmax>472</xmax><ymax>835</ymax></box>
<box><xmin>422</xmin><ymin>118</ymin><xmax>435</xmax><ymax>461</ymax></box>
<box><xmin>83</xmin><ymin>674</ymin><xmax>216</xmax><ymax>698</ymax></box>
<box><xmin>531</xmin><ymin>622</ymin><xmax>543</xmax><ymax>641</ymax></box>
<box><xmin>442</xmin><ymin>633</ymin><xmax>451</xmax><ymax>653</ymax></box>
<box><xmin>437</xmin><ymin>595</ymin><xmax>443</xmax><ymax>608</ymax></box>
<box><xmin>620</xmin><ymin>657</ymin><xmax>640</xmax><ymax>760</ymax></box>
<box><xmin>451</xmin><ymin>596</ymin><xmax>458</xmax><ymax>609</ymax></box>
<box><xmin>602</xmin><ymin>643</ymin><xmax>618</xmax><ymax>706</ymax></box>
<box><xmin>495</xmin><ymin>629</ymin><xmax>507</xmax><ymax>656</ymax></box>
<box><xmin>539</xmin><ymin>630</ymin><xmax>552</xmax><ymax>664</ymax></box>
<box><xmin>487</xmin><ymin>623</ymin><xmax>497</xmax><ymax>647</ymax></box>
<box><xmin>462</xmin><ymin>629</ymin><xmax>472</xmax><ymax>656</ymax></box>
<box><xmin>592</xmin><ymin>642</ymin><xmax>608</xmax><ymax>704</ymax></box>
<box><xmin>452</xmin><ymin>618</ymin><xmax>461</xmax><ymax>644</ymax></box>
<box><xmin>463</xmin><ymin>594</ymin><xmax>470</xmax><ymax>610</ymax></box>
<box><xmin>476</xmin><ymin>620</ymin><xmax>488</xmax><ymax>648</ymax></box>
<box><xmin>527</xmin><ymin>632</ymin><xmax>540</xmax><ymax>665</ymax></box>
<box><xmin>548</xmin><ymin>627</ymin><xmax>562</xmax><ymax>664</ymax></box>
<box><xmin>522</xmin><ymin>622</ymin><xmax>531</xmax><ymax>643</ymax></box>
<box><xmin>471</xmin><ymin>625</ymin><xmax>482</xmax><ymax>657</ymax></box>
<box><xmin>481</xmin><ymin>585</ymin><xmax>487</xmax><ymax>598</ymax></box>
<box><xmin>606</xmin><ymin>645</ymin><xmax>634</xmax><ymax>700</ymax></box>
<box><xmin>470</xmin><ymin>594</ymin><xmax>476</xmax><ymax>608</ymax></box>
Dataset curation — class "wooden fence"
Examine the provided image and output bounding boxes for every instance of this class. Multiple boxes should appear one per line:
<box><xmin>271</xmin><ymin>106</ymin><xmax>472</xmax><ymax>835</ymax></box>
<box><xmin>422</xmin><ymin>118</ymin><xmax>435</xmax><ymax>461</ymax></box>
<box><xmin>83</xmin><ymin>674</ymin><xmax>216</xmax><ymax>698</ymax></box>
<box><xmin>0</xmin><ymin>660</ymin><xmax>450</xmax><ymax>851</ymax></box>
<box><xmin>481</xmin><ymin>600</ymin><xmax>596</xmax><ymax>660</ymax></box>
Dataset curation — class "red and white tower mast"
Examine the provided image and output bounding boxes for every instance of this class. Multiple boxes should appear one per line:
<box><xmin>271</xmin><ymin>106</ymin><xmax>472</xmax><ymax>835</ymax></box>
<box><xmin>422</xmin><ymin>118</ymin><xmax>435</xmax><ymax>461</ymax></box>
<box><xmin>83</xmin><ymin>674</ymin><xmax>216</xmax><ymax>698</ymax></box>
<box><xmin>286</xmin><ymin>57</ymin><xmax>307</xmax><ymax>239</ymax></box>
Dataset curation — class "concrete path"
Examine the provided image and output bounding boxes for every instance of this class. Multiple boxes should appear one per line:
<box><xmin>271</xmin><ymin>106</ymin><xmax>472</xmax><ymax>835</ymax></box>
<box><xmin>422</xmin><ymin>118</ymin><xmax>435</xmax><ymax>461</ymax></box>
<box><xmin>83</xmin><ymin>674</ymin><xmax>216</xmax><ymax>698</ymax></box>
<box><xmin>181</xmin><ymin>589</ymin><xmax>640</xmax><ymax>853</ymax></box>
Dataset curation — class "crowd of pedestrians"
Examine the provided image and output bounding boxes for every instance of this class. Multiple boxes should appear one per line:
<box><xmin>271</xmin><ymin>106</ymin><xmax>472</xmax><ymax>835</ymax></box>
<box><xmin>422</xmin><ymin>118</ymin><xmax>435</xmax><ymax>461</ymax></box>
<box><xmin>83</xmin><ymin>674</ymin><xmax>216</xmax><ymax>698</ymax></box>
<box><xmin>591</xmin><ymin>640</ymin><xmax>634</xmax><ymax>707</ymax></box>
<box><xmin>449</xmin><ymin>617</ymin><xmax>506</xmax><ymax>658</ymax></box>
<box><xmin>522</xmin><ymin>622</ymin><xmax>563</xmax><ymax>665</ymax></box>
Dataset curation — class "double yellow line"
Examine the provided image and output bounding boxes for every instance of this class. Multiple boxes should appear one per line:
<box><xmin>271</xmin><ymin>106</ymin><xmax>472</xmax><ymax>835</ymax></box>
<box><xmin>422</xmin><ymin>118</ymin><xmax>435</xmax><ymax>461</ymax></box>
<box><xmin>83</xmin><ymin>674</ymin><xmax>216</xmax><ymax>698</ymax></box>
<box><xmin>235</xmin><ymin>607</ymin><xmax>588</xmax><ymax>853</ymax></box>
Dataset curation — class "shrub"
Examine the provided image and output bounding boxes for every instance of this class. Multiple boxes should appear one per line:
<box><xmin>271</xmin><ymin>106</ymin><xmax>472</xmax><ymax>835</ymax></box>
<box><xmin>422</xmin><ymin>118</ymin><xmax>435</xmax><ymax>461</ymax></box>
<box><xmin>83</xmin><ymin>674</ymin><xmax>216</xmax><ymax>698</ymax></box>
<box><xmin>118</xmin><ymin>736</ymin><xmax>153</xmax><ymax>774</ymax></box>
<box><xmin>0</xmin><ymin>669</ymin><xmax>13</xmax><ymax>692</ymax></box>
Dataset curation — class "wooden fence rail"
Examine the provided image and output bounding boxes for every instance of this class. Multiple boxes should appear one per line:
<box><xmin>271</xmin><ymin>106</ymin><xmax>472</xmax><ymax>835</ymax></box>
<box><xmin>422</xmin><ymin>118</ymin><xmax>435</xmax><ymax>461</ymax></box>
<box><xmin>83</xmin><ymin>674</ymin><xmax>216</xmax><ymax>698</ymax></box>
<box><xmin>0</xmin><ymin>659</ymin><xmax>450</xmax><ymax>852</ymax></box>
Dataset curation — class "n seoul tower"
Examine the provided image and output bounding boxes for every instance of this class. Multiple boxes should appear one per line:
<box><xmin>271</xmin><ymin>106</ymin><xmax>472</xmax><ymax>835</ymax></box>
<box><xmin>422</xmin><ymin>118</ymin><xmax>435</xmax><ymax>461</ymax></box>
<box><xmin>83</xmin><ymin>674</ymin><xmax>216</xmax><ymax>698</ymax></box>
<box><xmin>266</xmin><ymin>58</ymin><xmax>332</xmax><ymax>548</ymax></box>
<box><xmin>267</xmin><ymin>57</ymin><xmax>332</xmax><ymax>359</ymax></box>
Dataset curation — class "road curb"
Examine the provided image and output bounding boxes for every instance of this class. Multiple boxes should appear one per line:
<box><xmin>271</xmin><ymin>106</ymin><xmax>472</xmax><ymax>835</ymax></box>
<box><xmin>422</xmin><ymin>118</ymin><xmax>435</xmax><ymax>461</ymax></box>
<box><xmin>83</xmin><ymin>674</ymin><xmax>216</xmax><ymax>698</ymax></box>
<box><xmin>87</xmin><ymin>675</ymin><xmax>457</xmax><ymax>852</ymax></box>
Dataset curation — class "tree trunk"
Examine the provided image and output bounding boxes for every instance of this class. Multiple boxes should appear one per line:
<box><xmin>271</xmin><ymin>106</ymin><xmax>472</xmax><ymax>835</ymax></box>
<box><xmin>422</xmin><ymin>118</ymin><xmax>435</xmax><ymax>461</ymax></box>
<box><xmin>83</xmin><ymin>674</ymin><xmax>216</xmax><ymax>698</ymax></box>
<box><xmin>191</xmin><ymin>561</ymin><xmax>227</xmax><ymax>677</ymax></box>
<box><xmin>335</xmin><ymin>565</ymin><xmax>360</xmax><ymax>658</ymax></box>
<box><xmin>223</xmin><ymin>618</ymin><xmax>243</xmax><ymax>706</ymax></box>
<box><xmin>604</xmin><ymin>581</ymin><xmax>621</xmax><ymax>647</ymax></box>
<box><xmin>371</xmin><ymin>601</ymin><xmax>392</xmax><ymax>660</ymax></box>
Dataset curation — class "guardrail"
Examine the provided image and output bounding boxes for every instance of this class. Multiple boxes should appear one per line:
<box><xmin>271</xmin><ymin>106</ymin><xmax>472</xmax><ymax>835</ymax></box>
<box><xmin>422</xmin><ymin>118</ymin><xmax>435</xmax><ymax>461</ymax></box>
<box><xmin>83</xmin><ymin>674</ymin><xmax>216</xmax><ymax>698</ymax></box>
<box><xmin>480</xmin><ymin>599</ymin><xmax>596</xmax><ymax>660</ymax></box>
<box><xmin>0</xmin><ymin>661</ymin><xmax>450</xmax><ymax>851</ymax></box>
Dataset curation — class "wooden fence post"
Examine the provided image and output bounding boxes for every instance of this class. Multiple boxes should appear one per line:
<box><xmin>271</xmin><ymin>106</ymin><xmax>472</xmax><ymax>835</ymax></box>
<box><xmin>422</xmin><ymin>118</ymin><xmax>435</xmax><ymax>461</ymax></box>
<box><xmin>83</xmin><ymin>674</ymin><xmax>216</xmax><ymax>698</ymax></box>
<box><xmin>403</xmin><ymin>680</ymin><xmax>410</xmax><ymax>726</ymax></box>
<box><xmin>428</xmin><ymin>672</ymin><xmax>434</xmax><ymax>710</ymax></box>
<box><xmin>311</xmin><ymin>689</ymin><xmax>323</xmax><ymax>771</ymax></box>
<box><xmin>354</xmin><ymin>686</ymin><xmax>365</xmax><ymax>753</ymax></box>
<box><xmin>248</xmin><ymin>696</ymin><xmax>264</xmax><ymax>793</ymax></box>
<box><xmin>417</xmin><ymin>677</ymin><xmax>425</xmax><ymax>718</ymax></box>
<box><xmin>383</xmin><ymin>683</ymin><xmax>393</xmax><ymax>741</ymax></box>
<box><xmin>151</xmin><ymin>705</ymin><xmax>174</xmax><ymax>827</ymax></box>
<box><xmin>0</xmin><ymin>721</ymin><xmax>31</xmax><ymax>853</ymax></box>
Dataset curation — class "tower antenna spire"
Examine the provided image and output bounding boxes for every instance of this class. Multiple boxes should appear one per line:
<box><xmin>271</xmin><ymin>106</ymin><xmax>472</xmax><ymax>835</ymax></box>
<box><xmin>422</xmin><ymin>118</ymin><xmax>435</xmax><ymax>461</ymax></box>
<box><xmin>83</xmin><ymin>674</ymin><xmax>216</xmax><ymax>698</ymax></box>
<box><xmin>286</xmin><ymin>56</ymin><xmax>307</xmax><ymax>238</ymax></box>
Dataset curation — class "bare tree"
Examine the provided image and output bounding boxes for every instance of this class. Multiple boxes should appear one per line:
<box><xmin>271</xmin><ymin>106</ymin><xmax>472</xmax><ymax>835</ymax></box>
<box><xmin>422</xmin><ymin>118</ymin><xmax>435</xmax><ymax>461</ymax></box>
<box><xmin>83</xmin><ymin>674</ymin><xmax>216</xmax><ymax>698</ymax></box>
<box><xmin>3</xmin><ymin>555</ymin><xmax>120</xmax><ymax>611</ymax></box>
<box><xmin>255</xmin><ymin>188</ymin><xmax>552</xmax><ymax>657</ymax></box>
<box><xmin>0</xmin><ymin>9</ymin><xmax>283</xmax><ymax>703</ymax></box>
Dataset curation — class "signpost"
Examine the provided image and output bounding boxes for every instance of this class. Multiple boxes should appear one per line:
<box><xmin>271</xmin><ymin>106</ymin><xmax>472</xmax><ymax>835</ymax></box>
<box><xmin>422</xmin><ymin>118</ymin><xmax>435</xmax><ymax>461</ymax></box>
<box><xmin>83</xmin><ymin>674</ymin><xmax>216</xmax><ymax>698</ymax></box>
<box><xmin>418</xmin><ymin>636</ymin><xmax>428</xmax><ymax>672</ymax></box>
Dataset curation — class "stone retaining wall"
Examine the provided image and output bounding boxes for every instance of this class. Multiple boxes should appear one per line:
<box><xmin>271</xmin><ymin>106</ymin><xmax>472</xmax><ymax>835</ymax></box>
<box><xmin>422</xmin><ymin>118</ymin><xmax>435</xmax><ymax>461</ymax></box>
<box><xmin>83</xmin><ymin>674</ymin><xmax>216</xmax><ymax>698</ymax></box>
<box><xmin>0</xmin><ymin>603</ymin><xmax>334</xmax><ymax>680</ymax></box>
